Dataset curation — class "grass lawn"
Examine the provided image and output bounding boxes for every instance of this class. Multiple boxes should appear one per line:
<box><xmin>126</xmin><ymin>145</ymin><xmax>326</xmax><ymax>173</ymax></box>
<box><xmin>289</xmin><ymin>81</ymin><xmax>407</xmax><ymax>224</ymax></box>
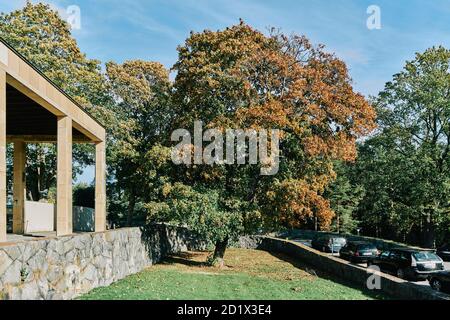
<box><xmin>79</xmin><ymin>248</ymin><xmax>388</xmax><ymax>300</ymax></box>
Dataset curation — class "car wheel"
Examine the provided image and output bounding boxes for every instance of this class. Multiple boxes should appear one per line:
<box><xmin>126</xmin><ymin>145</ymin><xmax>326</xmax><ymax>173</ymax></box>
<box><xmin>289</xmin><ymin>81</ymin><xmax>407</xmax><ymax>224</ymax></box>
<box><xmin>396</xmin><ymin>268</ymin><xmax>405</xmax><ymax>279</ymax></box>
<box><xmin>430</xmin><ymin>279</ymin><xmax>442</xmax><ymax>292</ymax></box>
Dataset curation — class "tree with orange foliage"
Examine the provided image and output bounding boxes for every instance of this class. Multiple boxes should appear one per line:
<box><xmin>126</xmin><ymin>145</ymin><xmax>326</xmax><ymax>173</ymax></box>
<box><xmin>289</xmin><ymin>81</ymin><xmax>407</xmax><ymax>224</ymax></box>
<box><xmin>149</xmin><ymin>22</ymin><xmax>376</xmax><ymax>265</ymax></box>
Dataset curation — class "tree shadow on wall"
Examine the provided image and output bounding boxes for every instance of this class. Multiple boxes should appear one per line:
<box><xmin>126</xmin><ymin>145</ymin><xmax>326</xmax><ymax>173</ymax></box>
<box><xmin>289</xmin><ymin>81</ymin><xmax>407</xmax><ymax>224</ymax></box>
<box><xmin>139</xmin><ymin>223</ymin><xmax>208</xmax><ymax>264</ymax></box>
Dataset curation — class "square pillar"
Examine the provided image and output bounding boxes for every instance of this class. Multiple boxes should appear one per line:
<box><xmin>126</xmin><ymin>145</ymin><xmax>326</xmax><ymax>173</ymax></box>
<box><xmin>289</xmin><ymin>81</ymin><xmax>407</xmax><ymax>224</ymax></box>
<box><xmin>95</xmin><ymin>141</ymin><xmax>106</xmax><ymax>232</ymax></box>
<box><xmin>0</xmin><ymin>70</ymin><xmax>6</xmax><ymax>242</ymax></box>
<box><xmin>56</xmin><ymin>116</ymin><xmax>72</xmax><ymax>236</ymax></box>
<box><xmin>12</xmin><ymin>140</ymin><xmax>26</xmax><ymax>234</ymax></box>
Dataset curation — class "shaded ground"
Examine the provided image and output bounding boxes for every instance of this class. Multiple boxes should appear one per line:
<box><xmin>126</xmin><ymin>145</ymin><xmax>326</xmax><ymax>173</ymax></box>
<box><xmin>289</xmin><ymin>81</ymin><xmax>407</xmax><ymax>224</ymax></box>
<box><xmin>79</xmin><ymin>248</ymin><xmax>388</xmax><ymax>300</ymax></box>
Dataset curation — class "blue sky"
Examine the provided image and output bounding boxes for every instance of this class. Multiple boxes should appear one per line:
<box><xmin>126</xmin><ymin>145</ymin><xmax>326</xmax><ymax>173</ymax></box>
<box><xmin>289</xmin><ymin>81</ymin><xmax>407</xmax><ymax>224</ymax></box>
<box><xmin>3</xmin><ymin>0</ymin><xmax>450</xmax><ymax>96</ymax></box>
<box><xmin>2</xmin><ymin>0</ymin><xmax>450</xmax><ymax>183</ymax></box>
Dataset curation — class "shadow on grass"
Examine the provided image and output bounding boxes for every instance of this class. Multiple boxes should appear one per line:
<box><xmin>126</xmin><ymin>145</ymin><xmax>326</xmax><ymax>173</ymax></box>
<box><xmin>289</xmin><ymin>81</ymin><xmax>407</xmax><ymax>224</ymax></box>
<box><xmin>160</xmin><ymin>251</ymin><xmax>208</xmax><ymax>267</ymax></box>
<box><xmin>267</xmin><ymin>251</ymin><xmax>390</xmax><ymax>300</ymax></box>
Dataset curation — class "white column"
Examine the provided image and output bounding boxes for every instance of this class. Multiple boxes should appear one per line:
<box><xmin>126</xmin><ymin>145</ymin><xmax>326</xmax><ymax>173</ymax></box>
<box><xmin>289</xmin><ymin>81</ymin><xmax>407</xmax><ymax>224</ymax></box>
<box><xmin>56</xmin><ymin>116</ymin><xmax>72</xmax><ymax>236</ymax></box>
<box><xmin>95</xmin><ymin>141</ymin><xmax>106</xmax><ymax>232</ymax></box>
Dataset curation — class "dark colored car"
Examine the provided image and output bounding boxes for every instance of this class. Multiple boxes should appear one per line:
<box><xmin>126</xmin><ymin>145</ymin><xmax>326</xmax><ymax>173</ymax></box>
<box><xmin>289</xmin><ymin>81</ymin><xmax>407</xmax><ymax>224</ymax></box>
<box><xmin>428</xmin><ymin>271</ymin><xmax>450</xmax><ymax>293</ymax></box>
<box><xmin>339</xmin><ymin>241</ymin><xmax>379</xmax><ymax>263</ymax></box>
<box><xmin>436</xmin><ymin>244</ymin><xmax>450</xmax><ymax>261</ymax></box>
<box><xmin>311</xmin><ymin>235</ymin><xmax>346</xmax><ymax>253</ymax></box>
<box><xmin>367</xmin><ymin>248</ymin><xmax>445</xmax><ymax>281</ymax></box>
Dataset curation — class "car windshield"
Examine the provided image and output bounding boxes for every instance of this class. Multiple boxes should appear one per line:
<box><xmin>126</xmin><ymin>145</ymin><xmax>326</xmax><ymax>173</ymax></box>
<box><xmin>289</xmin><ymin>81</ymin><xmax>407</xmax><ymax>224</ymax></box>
<box><xmin>413</xmin><ymin>252</ymin><xmax>440</xmax><ymax>262</ymax></box>
<box><xmin>331</xmin><ymin>238</ymin><xmax>346</xmax><ymax>244</ymax></box>
<box><xmin>357</xmin><ymin>244</ymin><xmax>376</xmax><ymax>250</ymax></box>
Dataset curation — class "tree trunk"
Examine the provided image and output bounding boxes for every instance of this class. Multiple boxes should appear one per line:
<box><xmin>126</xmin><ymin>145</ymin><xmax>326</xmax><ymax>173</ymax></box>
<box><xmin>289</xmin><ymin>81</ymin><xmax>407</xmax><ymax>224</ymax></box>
<box><xmin>423</xmin><ymin>210</ymin><xmax>436</xmax><ymax>248</ymax></box>
<box><xmin>27</xmin><ymin>169</ymin><xmax>42</xmax><ymax>202</ymax></box>
<box><xmin>375</xmin><ymin>214</ymin><xmax>380</xmax><ymax>238</ymax></box>
<box><xmin>126</xmin><ymin>187</ymin><xmax>136</xmax><ymax>227</ymax></box>
<box><xmin>213</xmin><ymin>237</ymin><xmax>229</xmax><ymax>268</ymax></box>
<box><xmin>337</xmin><ymin>214</ymin><xmax>340</xmax><ymax>234</ymax></box>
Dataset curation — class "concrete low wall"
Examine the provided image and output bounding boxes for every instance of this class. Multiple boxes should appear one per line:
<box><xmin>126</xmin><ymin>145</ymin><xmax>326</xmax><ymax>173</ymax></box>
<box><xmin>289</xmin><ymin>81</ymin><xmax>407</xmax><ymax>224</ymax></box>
<box><xmin>24</xmin><ymin>201</ymin><xmax>54</xmax><ymax>233</ymax></box>
<box><xmin>0</xmin><ymin>224</ymin><xmax>205</xmax><ymax>300</ymax></box>
<box><xmin>239</xmin><ymin>236</ymin><xmax>449</xmax><ymax>300</ymax></box>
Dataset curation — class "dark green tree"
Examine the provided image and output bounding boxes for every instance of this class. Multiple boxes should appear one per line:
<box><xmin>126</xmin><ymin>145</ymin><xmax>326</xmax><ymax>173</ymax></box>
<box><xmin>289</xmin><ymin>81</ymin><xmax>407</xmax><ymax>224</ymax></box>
<box><xmin>326</xmin><ymin>162</ymin><xmax>364</xmax><ymax>234</ymax></box>
<box><xmin>354</xmin><ymin>46</ymin><xmax>450</xmax><ymax>247</ymax></box>
<box><xmin>105</xmin><ymin>60</ymin><xmax>172</xmax><ymax>226</ymax></box>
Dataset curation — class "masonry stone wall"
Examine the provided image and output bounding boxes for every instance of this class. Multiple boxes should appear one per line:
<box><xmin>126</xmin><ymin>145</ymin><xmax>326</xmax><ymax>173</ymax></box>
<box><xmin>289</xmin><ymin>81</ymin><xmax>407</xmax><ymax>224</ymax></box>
<box><xmin>0</xmin><ymin>225</ymin><xmax>205</xmax><ymax>300</ymax></box>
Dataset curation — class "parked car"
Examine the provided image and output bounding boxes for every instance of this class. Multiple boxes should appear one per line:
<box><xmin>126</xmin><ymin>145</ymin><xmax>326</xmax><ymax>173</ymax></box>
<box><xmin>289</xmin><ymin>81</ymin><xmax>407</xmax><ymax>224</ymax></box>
<box><xmin>367</xmin><ymin>248</ymin><xmax>445</xmax><ymax>281</ymax></box>
<box><xmin>436</xmin><ymin>244</ymin><xmax>450</xmax><ymax>261</ymax></box>
<box><xmin>311</xmin><ymin>235</ymin><xmax>347</xmax><ymax>253</ymax></box>
<box><xmin>339</xmin><ymin>241</ymin><xmax>379</xmax><ymax>263</ymax></box>
<box><xmin>428</xmin><ymin>271</ymin><xmax>450</xmax><ymax>293</ymax></box>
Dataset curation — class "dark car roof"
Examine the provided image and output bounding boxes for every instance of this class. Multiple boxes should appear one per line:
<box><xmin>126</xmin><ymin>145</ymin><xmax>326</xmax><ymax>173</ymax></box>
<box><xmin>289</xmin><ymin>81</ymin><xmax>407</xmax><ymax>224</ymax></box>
<box><xmin>390</xmin><ymin>247</ymin><xmax>434</xmax><ymax>253</ymax></box>
<box><xmin>316</xmin><ymin>235</ymin><xmax>346</xmax><ymax>239</ymax></box>
<box><xmin>347</xmin><ymin>241</ymin><xmax>372</xmax><ymax>245</ymax></box>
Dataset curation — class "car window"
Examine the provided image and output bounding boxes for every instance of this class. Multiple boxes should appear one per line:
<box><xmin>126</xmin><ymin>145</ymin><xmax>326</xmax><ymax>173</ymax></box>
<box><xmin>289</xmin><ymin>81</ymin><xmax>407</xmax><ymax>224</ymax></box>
<box><xmin>332</xmin><ymin>238</ymin><xmax>346</xmax><ymax>244</ymax></box>
<box><xmin>400</xmin><ymin>252</ymin><xmax>410</xmax><ymax>261</ymax></box>
<box><xmin>389</xmin><ymin>251</ymin><xmax>402</xmax><ymax>259</ymax></box>
<box><xmin>413</xmin><ymin>252</ymin><xmax>441</xmax><ymax>262</ymax></box>
<box><xmin>357</xmin><ymin>244</ymin><xmax>376</xmax><ymax>250</ymax></box>
<box><xmin>380</xmin><ymin>251</ymin><xmax>390</xmax><ymax>258</ymax></box>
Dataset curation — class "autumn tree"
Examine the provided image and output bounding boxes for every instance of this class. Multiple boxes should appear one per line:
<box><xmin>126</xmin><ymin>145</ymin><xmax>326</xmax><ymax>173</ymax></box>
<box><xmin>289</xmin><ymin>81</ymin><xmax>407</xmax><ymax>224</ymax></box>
<box><xmin>0</xmin><ymin>2</ymin><xmax>111</xmax><ymax>200</ymax></box>
<box><xmin>148</xmin><ymin>22</ymin><xmax>376</xmax><ymax>264</ymax></box>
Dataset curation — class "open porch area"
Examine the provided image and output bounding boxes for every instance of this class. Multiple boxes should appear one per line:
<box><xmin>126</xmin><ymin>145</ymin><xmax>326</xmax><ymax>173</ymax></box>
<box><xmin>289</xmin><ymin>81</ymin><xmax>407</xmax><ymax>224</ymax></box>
<box><xmin>0</xmin><ymin>38</ymin><xmax>106</xmax><ymax>243</ymax></box>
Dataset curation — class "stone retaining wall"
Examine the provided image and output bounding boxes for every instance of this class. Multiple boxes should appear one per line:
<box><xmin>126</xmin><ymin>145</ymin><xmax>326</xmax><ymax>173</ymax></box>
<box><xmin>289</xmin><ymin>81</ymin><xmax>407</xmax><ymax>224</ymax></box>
<box><xmin>239</xmin><ymin>236</ymin><xmax>450</xmax><ymax>300</ymax></box>
<box><xmin>0</xmin><ymin>224</ymin><xmax>204</xmax><ymax>300</ymax></box>
<box><xmin>3</xmin><ymin>228</ymin><xmax>445</xmax><ymax>300</ymax></box>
